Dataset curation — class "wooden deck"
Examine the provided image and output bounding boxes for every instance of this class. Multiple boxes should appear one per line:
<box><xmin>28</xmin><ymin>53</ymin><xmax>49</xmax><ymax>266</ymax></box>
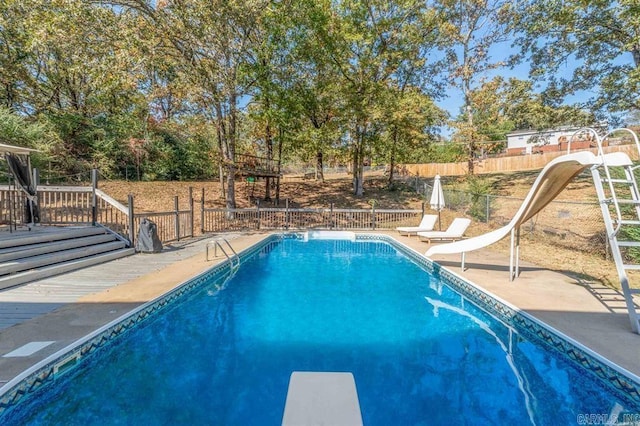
<box><xmin>0</xmin><ymin>232</ymin><xmax>222</xmax><ymax>330</ymax></box>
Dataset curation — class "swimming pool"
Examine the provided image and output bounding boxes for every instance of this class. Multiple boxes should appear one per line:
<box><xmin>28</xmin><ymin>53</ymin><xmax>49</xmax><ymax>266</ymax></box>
<box><xmin>1</xmin><ymin>234</ymin><xmax>640</xmax><ymax>424</ymax></box>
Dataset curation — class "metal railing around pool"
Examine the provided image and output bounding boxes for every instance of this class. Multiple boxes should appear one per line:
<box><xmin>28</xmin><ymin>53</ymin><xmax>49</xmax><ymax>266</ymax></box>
<box><xmin>200</xmin><ymin>206</ymin><xmax>423</xmax><ymax>232</ymax></box>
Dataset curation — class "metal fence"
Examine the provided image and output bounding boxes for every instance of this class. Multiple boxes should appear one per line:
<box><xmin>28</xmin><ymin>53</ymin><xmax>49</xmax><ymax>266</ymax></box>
<box><xmin>1</xmin><ymin>177</ymin><xmax>607</xmax><ymax>257</ymax></box>
<box><xmin>397</xmin><ymin>174</ymin><xmax>607</xmax><ymax>256</ymax></box>
<box><xmin>200</xmin><ymin>206</ymin><xmax>422</xmax><ymax>232</ymax></box>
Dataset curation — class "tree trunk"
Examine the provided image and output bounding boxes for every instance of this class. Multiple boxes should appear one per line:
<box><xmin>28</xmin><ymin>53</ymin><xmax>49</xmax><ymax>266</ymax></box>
<box><xmin>356</xmin><ymin>142</ymin><xmax>364</xmax><ymax>196</ymax></box>
<box><xmin>264</xmin><ymin>112</ymin><xmax>273</xmax><ymax>201</ymax></box>
<box><xmin>465</xmin><ymin>97</ymin><xmax>476</xmax><ymax>175</ymax></box>
<box><xmin>388</xmin><ymin>127</ymin><xmax>398</xmax><ymax>185</ymax></box>
<box><xmin>216</xmin><ymin>97</ymin><xmax>237</xmax><ymax>211</ymax></box>
<box><xmin>353</xmin><ymin>123</ymin><xmax>365</xmax><ymax>196</ymax></box>
<box><xmin>316</xmin><ymin>151</ymin><xmax>324</xmax><ymax>182</ymax></box>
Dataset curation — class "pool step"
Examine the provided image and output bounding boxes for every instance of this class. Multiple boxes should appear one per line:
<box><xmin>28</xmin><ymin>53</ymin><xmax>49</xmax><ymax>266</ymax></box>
<box><xmin>0</xmin><ymin>226</ymin><xmax>134</xmax><ymax>290</ymax></box>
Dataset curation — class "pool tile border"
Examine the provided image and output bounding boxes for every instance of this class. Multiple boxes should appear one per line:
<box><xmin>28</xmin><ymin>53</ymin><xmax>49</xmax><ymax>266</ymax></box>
<box><xmin>2</xmin><ymin>232</ymin><xmax>640</xmax><ymax>415</ymax></box>
<box><xmin>0</xmin><ymin>236</ymin><xmax>274</xmax><ymax>415</ymax></box>
<box><xmin>368</xmin><ymin>234</ymin><xmax>640</xmax><ymax>407</ymax></box>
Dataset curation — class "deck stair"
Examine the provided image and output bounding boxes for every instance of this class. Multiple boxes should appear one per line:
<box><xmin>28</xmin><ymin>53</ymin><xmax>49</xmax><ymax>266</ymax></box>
<box><xmin>588</xmin><ymin>128</ymin><xmax>640</xmax><ymax>333</ymax></box>
<box><xmin>0</xmin><ymin>226</ymin><xmax>134</xmax><ymax>290</ymax></box>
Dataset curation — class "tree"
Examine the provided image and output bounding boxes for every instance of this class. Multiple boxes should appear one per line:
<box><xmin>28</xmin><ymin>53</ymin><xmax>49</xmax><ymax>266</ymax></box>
<box><xmin>312</xmin><ymin>0</ymin><xmax>436</xmax><ymax>195</ymax></box>
<box><xmin>379</xmin><ymin>85</ymin><xmax>445</xmax><ymax>184</ymax></box>
<box><xmin>456</xmin><ymin>76</ymin><xmax>596</xmax><ymax>145</ymax></box>
<box><xmin>435</xmin><ymin>0</ymin><xmax>514</xmax><ymax>173</ymax></box>
<box><xmin>0</xmin><ymin>1</ymin><xmax>31</xmax><ymax>110</ymax></box>
<box><xmin>515</xmin><ymin>0</ymin><xmax>640</xmax><ymax>114</ymax></box>
<box><xmin>111</xmin><ymin>0</ymin><xmax>271</xmax><ymax>209</ymax></box>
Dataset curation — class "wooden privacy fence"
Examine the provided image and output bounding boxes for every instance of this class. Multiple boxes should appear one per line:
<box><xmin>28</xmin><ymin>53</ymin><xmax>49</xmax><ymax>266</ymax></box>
<box><xmin>402</xmin><ymin>144</ymin><xmax>639</xmax><ymax>177</ymax></box>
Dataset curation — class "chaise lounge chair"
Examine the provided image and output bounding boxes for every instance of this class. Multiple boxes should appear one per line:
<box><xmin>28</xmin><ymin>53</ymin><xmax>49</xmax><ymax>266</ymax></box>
<box><xmin>396</xmin><ymin>214</ymin><xmax>438</xmax><ymax>237</ymax></box>
<box><xmin>417</xmin><ymin>218</ymin><xmax>471</xmax><ymax>243</ymax></box>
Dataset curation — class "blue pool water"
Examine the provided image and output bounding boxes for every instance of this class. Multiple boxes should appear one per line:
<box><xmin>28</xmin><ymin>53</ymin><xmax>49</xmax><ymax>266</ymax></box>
<box><xmin>2</xmin><ymin>238</ymin><xmax>639</xmax><ymax>425</ymax></box>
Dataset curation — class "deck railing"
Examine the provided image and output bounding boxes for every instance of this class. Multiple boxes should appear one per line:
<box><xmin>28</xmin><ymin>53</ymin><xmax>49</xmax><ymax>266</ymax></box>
<box><xmin>3</xmin><ymin>180</ymin><xmax>425</xmax><ymax>244</ymax></box>
<box><xmin>1</xmin><ymin>183</ymin><xmax>196</xmax><ymax>245</ymax></box>
<box><xmin>132</xmin><ymin>195</ymin><xmax>194</xmax><ymax>243</ymax></box>
<box><xmin>1</xmin><ymin>184</ymin><xmax>133</xmax><ymax>239</ymax></box>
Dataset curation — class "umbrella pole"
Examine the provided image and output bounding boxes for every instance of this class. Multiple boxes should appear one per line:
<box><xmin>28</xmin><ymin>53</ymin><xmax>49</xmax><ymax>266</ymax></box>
<box><xmin>437</xmin><ymin>190</ymin><xmax>442</xmax><ymax>230</ymax></box>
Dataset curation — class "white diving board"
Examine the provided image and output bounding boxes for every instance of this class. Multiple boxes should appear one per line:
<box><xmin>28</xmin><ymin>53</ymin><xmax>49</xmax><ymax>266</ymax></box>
<box><xmin>282</xmin><ymin>371</ymin><xmax>363</xmax><ymax>426</ymax></box>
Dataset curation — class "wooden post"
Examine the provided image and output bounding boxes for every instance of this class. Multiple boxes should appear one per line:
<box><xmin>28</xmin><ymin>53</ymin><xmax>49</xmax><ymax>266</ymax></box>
<box><xmin>189</xmin><ymin>187</ymin><xmax>194</xmax><ymax>237</ymax></box>
<box><xmin>485</xmin><ymin>194</ymin><xmax>490</xmax><ymax>223</ymax></box>
<box><xmin>257</xmin><ymin>198</ymin><xmax>261</xmax><ymax>230</ymax></box>
<box><xmin>330</xmin><ymin>202</ymin><xmax>334</xmax><ymax>229</ymax></box>
<box><xmin>91</xmin><ymin>169</ymin><xmax>98</xmax><ymax>226</ymax></box>
<box><xmin>200</xmin><ymin>188</ymin><xmax>205</xmax><ymax>234</ymax></box>
<box><xmin>174</xmin><ymin>196</ymin><xmax>180</xmax><ymax>241</ymax></box>
<box><xmin>128</xmin><ymin>194</ymin><xmax>135</xmax><ymax>247</ymax></box>
<box><xmin>286</xmin><ymin>198</ymin><xmax>290</xmax><ymax>229</ymax></box>
<box><xmin>32</xmin><ymin>167</ymin><xmax>39</xmax><ymax>225</ymax></box>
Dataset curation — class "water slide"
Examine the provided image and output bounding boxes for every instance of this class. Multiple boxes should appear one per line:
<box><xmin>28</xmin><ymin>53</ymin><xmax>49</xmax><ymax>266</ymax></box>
<box><xmin>424</xmin><ymin>150</ymin><xmax>617</xmax><ymax>280</ymax></box>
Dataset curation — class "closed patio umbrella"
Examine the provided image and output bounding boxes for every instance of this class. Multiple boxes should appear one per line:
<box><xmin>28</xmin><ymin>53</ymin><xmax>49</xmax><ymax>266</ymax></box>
<box><xmin>430</xmin><ymin>174</ymin><xmax>445</xmax><ymax>230</ymax></box>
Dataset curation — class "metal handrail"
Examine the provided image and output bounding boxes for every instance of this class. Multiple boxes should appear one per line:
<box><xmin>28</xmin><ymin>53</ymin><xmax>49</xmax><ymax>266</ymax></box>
<box><xmin>206</xmin><ymin>237</ymin><xmax>240</xmax><ymax>269</ymax></box>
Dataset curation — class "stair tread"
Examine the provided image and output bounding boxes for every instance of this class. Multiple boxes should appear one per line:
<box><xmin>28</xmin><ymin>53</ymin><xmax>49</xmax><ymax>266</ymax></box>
<box><xmin>0</xmin><ymin>241</ymin><xmax>126</xmax><ymax>276</ymax></box>
<box><xmin>0</xmin><ymin>234</ymin><xmax>116</xmax><ymax>261</ymax></box>
<box><xmin>603</xmin><ymin>178</ymin><xmax>635</xmax><ymax>184</ymax></box>
<box><xmin>0</xmin><ymin>227</ymin><xmax>107</xmax><ymax>249</ymax></box>
<box><xmin>0</xmin><ymin>248</ymin><xmax>135</xmax><ymax>290</ymax></box>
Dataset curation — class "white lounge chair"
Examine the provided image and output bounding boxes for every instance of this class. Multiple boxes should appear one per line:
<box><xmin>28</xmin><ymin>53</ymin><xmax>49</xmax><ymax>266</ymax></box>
<box><xmin>424</xmin><ymin>150</ymin><xmax>605</xmax><ymax>280</ymax></box>
<box><xmin>396</xmin><ymin>214</ymin><xmax>438</xmax><ymax>236</ymax></box>
<box><xmin>417</xmin><ymin>218</ymin><xmax>471</xmax><ymax>243</ymax></box>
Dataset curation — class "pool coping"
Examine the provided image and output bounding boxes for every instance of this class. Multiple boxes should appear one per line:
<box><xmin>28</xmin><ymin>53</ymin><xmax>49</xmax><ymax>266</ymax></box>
<box><xmin>1</xmin><ymin>232</ymin><xmax>640</xmax><ymax>416</ymax></box>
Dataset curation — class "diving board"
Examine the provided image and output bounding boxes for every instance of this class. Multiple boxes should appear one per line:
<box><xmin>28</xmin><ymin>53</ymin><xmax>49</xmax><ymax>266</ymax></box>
<box><xmin>425</xmin><ymin>150</ymin><xmax>603</xmax><ymax>280</ymax></box>
<box><xmin>282</xmin><ymin>372</ymin><xmax>363</xmax><ymax>426</ymax></box>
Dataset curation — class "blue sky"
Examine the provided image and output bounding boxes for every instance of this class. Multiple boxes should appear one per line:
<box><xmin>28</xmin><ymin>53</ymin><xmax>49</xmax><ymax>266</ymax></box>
<box><xmin>436</xmin><ymin>40</ymin><xmax>637</xmax><ymax>138</ymax></box>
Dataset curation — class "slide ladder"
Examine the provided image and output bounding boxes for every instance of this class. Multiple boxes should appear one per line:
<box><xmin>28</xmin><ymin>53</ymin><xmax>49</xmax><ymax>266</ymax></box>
<box><xmin>587</xmin><ymin>128</ymin><xmax>640</xmax><ymax>333</ymax></box>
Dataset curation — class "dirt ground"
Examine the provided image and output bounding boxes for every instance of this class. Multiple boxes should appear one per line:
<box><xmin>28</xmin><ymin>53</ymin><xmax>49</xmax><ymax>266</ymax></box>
<box><xmin>99</xmin><ymin>170</ymin><xmax>628</xmax><ymax>291</ymax></box>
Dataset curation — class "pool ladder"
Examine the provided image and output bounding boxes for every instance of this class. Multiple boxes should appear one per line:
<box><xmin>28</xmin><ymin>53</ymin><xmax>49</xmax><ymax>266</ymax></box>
<box><xmin>207</xmin><ymin>238</ymin><xmax>241</xmax><ymax>291</ymax></box>
<box><xmin>207</xmin><ymin>238</ymin><xmax>240</xmax><ymax>269</ymax></box>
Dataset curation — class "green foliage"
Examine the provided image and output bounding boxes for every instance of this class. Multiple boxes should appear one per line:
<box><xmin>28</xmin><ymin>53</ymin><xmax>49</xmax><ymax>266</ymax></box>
<box><xmin>515</xmin><ymin>0</ymin><xmax>640</xmax><ymax>114</ymax></box>
<box><xmin>143</xmin><ymin>124</ymin><xmax>215</xmax><ymax>181</ymax></box>
<box><xmin>2</xmin><ymin>0</ymin><xmax>632</xmax><ymax>195</ymax></box>
<box><xmin>426</xmin><ymin>143</ymin><xmax>466</xmax><ymax>163</ymax></box>
<box><xmin>464</xmin><ymin>175</ymin><xmax>494</xmax><ymax>222</ymax></box>
<box><xmin>0</xmin><ymin>107</ymin><xmax>62</xmax><ymax>177</ymax></box>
